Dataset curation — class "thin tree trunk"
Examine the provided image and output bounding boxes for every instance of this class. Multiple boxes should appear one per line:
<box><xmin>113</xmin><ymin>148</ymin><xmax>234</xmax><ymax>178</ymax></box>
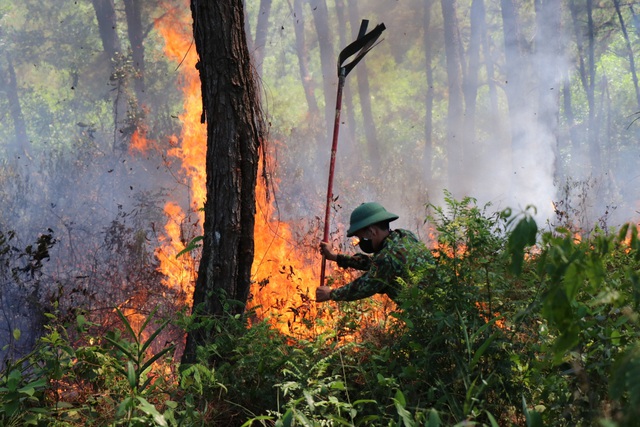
<box><xmin>568</xmin><ymin>0</ymin><xmax>589</xmax><ymax>167</ymax></box>
<box><xmin>310</xmin><ymin>0</ymin><xmax>335</xmax><ymax>144</ymax></box>
<box><xmin>2</xmin><ymin>53</ymin><xmax>30</xmax><ymax>160</ymax></box>
<box><xmin>613</xmin><ymin>0</ymin><xmax>640</xmax><ymax>110</ymax></box>
<box><xmin>292</xmin><ymin>0</ymin><xmax>319</xmax><ymax>118</ymax></box>
<box><xmin>480</xmin><ymin>1</ymin><xmax>499</xmax><ymax>131</ymax></box>
<box><xmin>91</xmin><ymin>0</ymin><xmax>121</xmax><ymax>59</ymax></box>
<box><xmin>424</xmin><ymin>0</ymin><xmax>435</xmax><ymax>180</ymax></box>
<box><xmin>629</xmin><ymin>4</ymin><xmax>640</xmax><ymax>38</ymax></box>
<box><xmin>253</xmin><ymin>0</ymin><xmax>272</xmax><ymax>77</ymax></box>
<box><xmin>586</xmin><ymin>0</ymin><xmax>601</xmax><ymax>172</ymax></box>
<box><xmin>500</xmin><ymin>0</ymin><xmax>526</xmax><ymax>152</ymax></box>
<box><xmin>335</xmin><ymin>0</ymin><xmax>356</xmax><ymax>148</ymax></box>
<box><xmin>182</xmin><ymin>0</ymin><xmax>264</xmax><ymax>365</ymax></box>
<box><xmin>535</xmin><ymin>0</ymin><xmax>562</xmax><ymax>179</ymax></box>
<box><xmin>347</xmin><ymin>0</ymin><xmax>380</xmax><ymax>170</ymax></box>
<box><xmin>461</xmin><ymin>0</ymin><xmax>483</xmax><ymax>188</ymax></box>
<box><xmin>91</xmin><ymin>0</ymin><xmax>130</xmax><ymax>153</ymax></box>
<box><xmin>441</xmin><ymin>0</ymin><xmax>464</xmax><ymax>197</ymax></box>
<box><xmin>562</xmin><ymin>69</ymin><xmax>577</xmax><ymax>177</ymax></box>
<box><xmin>123</xmin><ymin>0</ymin><xmax>146</xmax><ymax>101</ymax></box>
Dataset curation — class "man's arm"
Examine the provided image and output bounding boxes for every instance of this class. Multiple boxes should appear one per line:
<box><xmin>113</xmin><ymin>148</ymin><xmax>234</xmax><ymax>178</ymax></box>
<box><xmin>328</xmin><ymin>273</ymin><xmax>385</xmax><ymax>301</ymax></box>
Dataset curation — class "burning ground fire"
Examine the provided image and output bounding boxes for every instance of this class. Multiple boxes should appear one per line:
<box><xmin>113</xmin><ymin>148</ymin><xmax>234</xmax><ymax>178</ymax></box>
<box><xmin>137</xmin><ymin>4</ymin><xmax>505</xmax><ymax>341</ymax></box>
<box><xmin>132</xmin><ymin>4</ymin><xmax>393</xmax><ymax>340</ymax></box>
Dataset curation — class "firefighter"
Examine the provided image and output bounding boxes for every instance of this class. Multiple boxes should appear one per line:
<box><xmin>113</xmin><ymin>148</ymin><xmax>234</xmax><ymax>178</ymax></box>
<box><xmin>316</xmin><ymin>202</ymin><xmax>433</xmax><ymax>303</ymax></box>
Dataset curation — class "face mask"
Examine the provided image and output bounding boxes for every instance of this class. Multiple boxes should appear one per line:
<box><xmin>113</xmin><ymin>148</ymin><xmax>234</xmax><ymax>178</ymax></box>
<box><xmin>358</xmin><ymin>238</ymin><xmax>375</xmax><ymax>254</ymax></box>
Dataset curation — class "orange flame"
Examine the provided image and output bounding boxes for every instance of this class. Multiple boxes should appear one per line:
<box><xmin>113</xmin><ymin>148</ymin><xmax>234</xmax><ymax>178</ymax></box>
<box><xmin>151</xmin><ymin>4</ymin><xmax>324</xmax><ymax>334</ymax></box>
<box><xmin>246</xmin><ymin>167</ymin><xmax>324</xmax><ymax>337</ymax></box>
<box><xmin>149</xmin><ymin>5</ymin><xmax>206</xmax><ymax>309</ymax></box>
<box><xmin>475</xmin><ymin>301</ymin><xmax>507</xmax><ymax>330</ymax></box>
<box><xmin>146</xmin><ymin>3</ymin><xmax>392</xmax><ymax>340</ymax></box>
<box><xmin>129</xmin><ymin>128</ymin><xmax>150</xmax><ymax>153</ymax></box>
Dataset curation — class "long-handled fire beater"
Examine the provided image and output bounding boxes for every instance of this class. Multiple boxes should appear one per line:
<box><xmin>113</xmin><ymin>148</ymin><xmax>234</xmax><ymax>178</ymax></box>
<box><xmin>319</xmin><ymin>20</ymin><xmax>386</xmax><ymax>289</ymax></box>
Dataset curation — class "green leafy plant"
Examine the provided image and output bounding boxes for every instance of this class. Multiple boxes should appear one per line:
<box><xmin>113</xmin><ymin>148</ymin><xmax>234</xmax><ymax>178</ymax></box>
<box><xmin>0</xmin><ymin>364</ymin><xmax>48</xmax><ymax>426</ymax></box>
<box><xmin>104</xmin><ymin>307</ymin><xmax>176</xmax><ymax>425</ymax></box>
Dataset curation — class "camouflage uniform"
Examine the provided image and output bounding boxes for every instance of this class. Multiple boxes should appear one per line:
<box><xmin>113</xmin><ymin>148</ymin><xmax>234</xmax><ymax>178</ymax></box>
<box><xmin>330</xmin><ymin>229</ymin><xmax>432</xmax><ymax>302</ymax></box>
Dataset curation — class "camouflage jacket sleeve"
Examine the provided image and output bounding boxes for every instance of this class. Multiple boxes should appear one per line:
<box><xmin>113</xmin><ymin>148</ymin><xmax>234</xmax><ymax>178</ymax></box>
<box><xmin>335</xmin><ymin>253</ymin><xmax>372</xmax><ymax>271</ymax></box>
<box><xmin>329</xmin><ymin>260</ymin><xmax>394</xmax><ymax>301</ymax></box>
<box><xmin>330</xmin><ymin>230</ymin><xmax>419</xmax><ymax>302</ymax></box>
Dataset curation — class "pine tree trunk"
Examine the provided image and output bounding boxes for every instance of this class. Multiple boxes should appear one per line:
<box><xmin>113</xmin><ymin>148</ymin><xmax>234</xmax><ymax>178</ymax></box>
<box><xmin>182</xmin><ymin>0</ymin><xmax>264</xmax><ymax>365</ymax></box>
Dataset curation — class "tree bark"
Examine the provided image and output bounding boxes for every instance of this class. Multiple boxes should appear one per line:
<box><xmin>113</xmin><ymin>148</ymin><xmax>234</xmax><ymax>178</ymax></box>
<box><xmin>561</xmin><ymin>69</ymin><xmax>576</xmax><ymax>176</ymax></box>
<box><xmin>182</xmin><ymin>0</ymin><xmax>264</xmax><ymax>365</ymax></box>
<box><xmin>482</xmin><ymin>20</ymin><xmax>499</xmax><ymax>132</ymax></box>
<box><xmin>568</xmin><ymin>0</ymin><xmax>589</xmax><ymax>166</ymax></box>
<box><xmin>500</xmin><ymin>0</ymin><xmax>527</xmax><ymax>151</ymax></box>
<box><xmin>585</xmin><ymin>0</ymin><xmax>601</xmax><ymax>172</ymax></box>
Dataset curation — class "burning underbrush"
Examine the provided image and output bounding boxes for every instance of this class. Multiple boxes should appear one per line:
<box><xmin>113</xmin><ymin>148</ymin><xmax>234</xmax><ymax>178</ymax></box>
<box><xmin>4</xmin><ymin>188</ymin><xmax>640</xmax><ymax>426</ymax></box>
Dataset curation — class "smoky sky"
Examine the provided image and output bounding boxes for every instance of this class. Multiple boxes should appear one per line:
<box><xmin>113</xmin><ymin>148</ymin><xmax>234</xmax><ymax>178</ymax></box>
<box><xmin>248</xmin><ymin>0</ymin><xmax>640</xmax><ymax>235</ymax></box>
<box><xmin>2</xmin><ymin>0</ymin><xmax>639</xmax><ymax>257</ymax></box>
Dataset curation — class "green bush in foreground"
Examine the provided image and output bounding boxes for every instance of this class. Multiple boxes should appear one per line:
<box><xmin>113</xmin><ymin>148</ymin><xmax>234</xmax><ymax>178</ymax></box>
<box><xmin>4</xmin><ymin>195</ymin><xmax>640</xmax><ymax>426</ymax></box>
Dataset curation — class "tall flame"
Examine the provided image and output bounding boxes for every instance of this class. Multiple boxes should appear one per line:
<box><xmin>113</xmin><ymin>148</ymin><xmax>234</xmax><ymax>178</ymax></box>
<box><xmin>152</xmin><ymin>4</ymin><xmax>323</xmax><ymax>328</ymax></box>
<box><xmin>146</xmin><ymin>3</ymin><xmax>392</xmax><ymax>340</ymax></box>
<box><xmin>152</xmin><ymin>5</ymin><xmax>206</xmax><ymax>309</ymax></box>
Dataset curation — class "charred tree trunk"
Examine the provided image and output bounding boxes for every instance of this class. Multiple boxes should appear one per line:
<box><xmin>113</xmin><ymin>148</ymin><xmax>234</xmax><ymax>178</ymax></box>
<box><xmin>182</xmin><ymin>0</ymin><xmax>264</xmax><ymax>365</ymax></box>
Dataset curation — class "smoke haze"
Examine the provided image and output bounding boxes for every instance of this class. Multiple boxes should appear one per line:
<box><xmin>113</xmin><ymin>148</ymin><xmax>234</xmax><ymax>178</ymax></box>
<box><xmin>1</xmin><ymin>0</ymin><xmax>640</xmax><ymax>354</ymax></box>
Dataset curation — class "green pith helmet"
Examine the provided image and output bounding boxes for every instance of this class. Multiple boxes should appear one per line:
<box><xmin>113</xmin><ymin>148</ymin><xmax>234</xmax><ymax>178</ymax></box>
<box><xmin>346</xmin><ymin>202</ymin><xmax>399</xmax><ymax>237</ymax></box>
